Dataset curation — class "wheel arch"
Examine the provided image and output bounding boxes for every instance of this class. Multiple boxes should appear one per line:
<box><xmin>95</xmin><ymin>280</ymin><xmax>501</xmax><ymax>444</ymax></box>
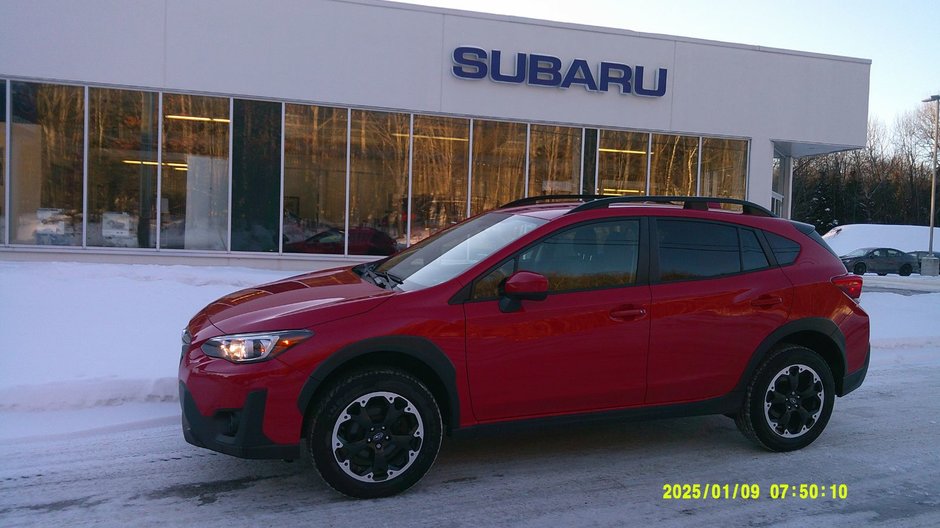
<box><xmin>737</xmin><ymin>318</ymin><xmax>848</xmax><ymax>396</ymax></box>
<box><xmin>297</xmin><ymin>336</ymin><xmax>459</xmax><ymax>437</ymax></box>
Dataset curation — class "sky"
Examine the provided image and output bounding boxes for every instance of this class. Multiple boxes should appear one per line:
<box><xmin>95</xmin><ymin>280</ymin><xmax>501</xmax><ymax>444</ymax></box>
<box><xmin>399</xmin><ymin>0</ymin><xmax>940</xmax><ymax>128</ymax></box>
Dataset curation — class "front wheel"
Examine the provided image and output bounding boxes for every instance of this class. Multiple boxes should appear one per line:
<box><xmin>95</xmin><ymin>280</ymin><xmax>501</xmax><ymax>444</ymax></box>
<box><xmin>853</xmin><ymin>262</ymin><xmax>867</xmax><ymax>275</ymax></box>
<box><xmin>308</xmin><ymin>368</ymin><xmax>442</xmax><ymax>498</ymax></box>
<box><xmin>735</xmin><ymin>344</ymin><xmax>835</xmax><ymax>452</ymax></box>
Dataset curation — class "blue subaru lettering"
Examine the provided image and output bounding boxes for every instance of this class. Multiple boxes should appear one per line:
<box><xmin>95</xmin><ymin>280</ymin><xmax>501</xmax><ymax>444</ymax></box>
<box><xmin>560</xmin><ymin>59</ymin><xmax>599</xmax><ymax>91</ymax></box>
<box><xmin>490</xmin><ymin>50</ymin><xmax>527</xmax><ymax>83</ymax></box>
<box><xmin>599</xmin><ymin>62</ymin><xmax>632</xmax><ymax>94</ymax></box>
<box><xmin>634</xmin><ymin>66</ymin><xmax>667</xmax><ymax>97</ymax></box>
<box><xmin>452</xmin><ymin>46</ymin><xmax>488</xmax><ymax>79</ymax></box>
<box><xmin>527</xmin><ymin>54</ymin><xmax>563</xmax><ymax>87</ymax></box>
<box><xmin>451</xmin><ymin>47</ymin><xmax>667</xmax><ymax>97</ymax></box>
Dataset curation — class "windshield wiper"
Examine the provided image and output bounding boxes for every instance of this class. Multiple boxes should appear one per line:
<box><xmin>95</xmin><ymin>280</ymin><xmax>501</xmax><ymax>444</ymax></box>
<box><xmin>355</xmin><ymin>263</ymin><xmax>401</xmax><ymax>289</ymax></box>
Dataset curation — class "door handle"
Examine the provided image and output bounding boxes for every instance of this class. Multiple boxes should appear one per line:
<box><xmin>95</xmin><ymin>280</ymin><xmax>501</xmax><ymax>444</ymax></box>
<box><xmin>751</xmin><ymin>295</ymin><xmax>783</xmax><ymax>308</ymax></box>
<box><xmin>610</xmin><ymin>306</ymin><xmax>647</xmax><ymax>321</ymax></box>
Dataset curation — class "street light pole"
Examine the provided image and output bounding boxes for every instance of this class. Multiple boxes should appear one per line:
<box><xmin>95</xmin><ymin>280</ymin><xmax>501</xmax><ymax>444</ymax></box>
<box><xmin>923</xmin><ymin>94</ymin><xmax>940</xmax><ymax>276</ymax></box>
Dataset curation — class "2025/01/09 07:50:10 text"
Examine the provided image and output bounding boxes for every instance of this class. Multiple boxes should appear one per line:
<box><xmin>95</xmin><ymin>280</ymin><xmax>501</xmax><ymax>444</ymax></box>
<box><xmin>662</xmin><ymin>483</ymin><xmax>849</xmax><ymax>500</ymax></box>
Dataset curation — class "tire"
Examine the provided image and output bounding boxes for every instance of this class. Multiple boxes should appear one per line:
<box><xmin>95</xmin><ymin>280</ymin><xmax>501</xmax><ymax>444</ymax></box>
<box><xmin>852</xmin><ymin>262</ymin><xmax>866</xmax><ymax>275</ymax></box>
<box><xmin>735</xmin><ymin>344</ymin><xmax>835</xmax><ymax>452</ymax></box>
<box><xmin>899</xmin><ymin>264</ymin><xmax>912</xmax><ymax>277</ymax></box>
<box><xmin>308</xmin><ymin>368</ymin><xmax>442</xmax><ymax>499</ymax></box>
<box><xmin>877</xmin><ymin>272</ymin><xmax>887</xmax><ymax>276</ymax></box>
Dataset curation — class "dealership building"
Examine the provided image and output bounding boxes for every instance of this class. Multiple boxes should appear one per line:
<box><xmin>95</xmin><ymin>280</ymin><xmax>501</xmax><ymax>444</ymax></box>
<box><xmin>0</xmin><ymin>0</ymin><xmax>871</xmax><ymax>268</ymax></box>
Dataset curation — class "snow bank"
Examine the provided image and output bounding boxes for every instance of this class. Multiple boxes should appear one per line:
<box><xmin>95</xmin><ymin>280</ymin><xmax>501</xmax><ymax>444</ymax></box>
<box><xmin>0</xmin><ymin>261</ymin><xmax>293</xmax><ymax>412</ymax></box>
<box><xmin>822</xmin><ymin>223</ymin><xmax>940</xmax><ymax>256</ymax></box>
<box><xmin>0</xmin><ymin>260</ymin><xmax>937</xmax><ymax>415</ymax></box>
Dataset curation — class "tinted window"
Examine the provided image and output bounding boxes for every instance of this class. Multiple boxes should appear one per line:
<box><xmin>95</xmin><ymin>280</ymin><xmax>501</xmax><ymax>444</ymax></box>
<box><xmin>481</xmin><ymin>219</ymin><xmax>640</xmax><ymax>294</ymax></box>
<box><xmin>471</xmin><ymin>260</ymin><xmax>516</xmax><ymax>300</ymax></box>
<box><xmin>657</xmin><ymin>220</ymin><xmax>739</xmax><ymax>281</ymax></box>
<box><xmin>764</xmin><ymin>232</ymin><xmax>801</xmax><ymax>265</ymax></box>
<box><xmin>741</xmin><ymin>229</ymin><xmax>770</xmax><ymax>271</ymax></box>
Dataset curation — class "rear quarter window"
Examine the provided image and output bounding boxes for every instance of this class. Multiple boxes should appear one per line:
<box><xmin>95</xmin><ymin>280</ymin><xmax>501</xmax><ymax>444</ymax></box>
<box><xmin>764</xmin><ymin>232</ymin><xmax>801</xmax><ymax>265</ymax></box>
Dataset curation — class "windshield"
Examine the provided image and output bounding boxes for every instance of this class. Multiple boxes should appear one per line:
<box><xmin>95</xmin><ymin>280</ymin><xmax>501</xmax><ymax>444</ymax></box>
<box><xmin>372</xmin><ymin>212</ymin><xmax>547</xmax><ymax>291</ymax></box>
<box><xmin>842</xmin><ymin>248</ymin><xmax>872</xmax><ymax>258</ymax></box>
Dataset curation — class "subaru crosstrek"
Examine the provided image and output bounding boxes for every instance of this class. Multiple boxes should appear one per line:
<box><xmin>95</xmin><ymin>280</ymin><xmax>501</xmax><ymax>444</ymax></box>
<box><xmin>179</xmin><ymin>195</ymin><xmax>870</xmax><ymax>498</ymax></box>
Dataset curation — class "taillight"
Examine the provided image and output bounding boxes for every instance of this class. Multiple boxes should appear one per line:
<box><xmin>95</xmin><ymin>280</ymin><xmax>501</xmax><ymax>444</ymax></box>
<box><xmin>832</xmin><ymin>274</ymin><xmax>863</xmax><ymax>300</ymax></box>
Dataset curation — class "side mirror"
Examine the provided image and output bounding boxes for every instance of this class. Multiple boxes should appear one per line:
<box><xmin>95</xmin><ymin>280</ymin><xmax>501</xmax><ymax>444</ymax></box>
<box><xmin>498</xmin><ymin>271</ymin><xmax>549</xmax><ymax>312</ymax></box>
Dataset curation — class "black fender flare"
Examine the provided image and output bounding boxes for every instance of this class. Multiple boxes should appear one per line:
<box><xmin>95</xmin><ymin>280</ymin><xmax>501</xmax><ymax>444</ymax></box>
<box><xmin>296</xmin><ymin>336</ymin><xmax>460</xmax><ymax>428</ymax></box>
<box><xmin>733</xmin><ymin>317</ymin><xmax>847</xmax><ymax>394</ymax></box>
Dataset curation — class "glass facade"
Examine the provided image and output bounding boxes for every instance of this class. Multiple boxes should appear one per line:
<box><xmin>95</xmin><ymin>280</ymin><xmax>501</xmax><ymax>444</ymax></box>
<box><xmin>283</xmin><ymin>104</ymin><xmax>347</xmax><ymax>254</ymax></box>
<box><xmin>470</xmin><ymin>120</ymin><xmax>526</xmax><ymax>215</ymax></box>
<box><xmin>231</xmin><ymin>99</ymin><xmax>281</xmax><ymax>252</ymax></box>
<box><xmin>650</xmin><ymin>133</ymin><xmax>699</xmax><ymax>196</ymax></box>
<box><xmin>411</xmin><ymin>115</ymin><xmax>469</xmax><ymax>242</ymax></box>
<box><xmin>701</xmin><ymin>138</ymin><xmax>747</xmax><ymax>200</ymax></box>
<box><xmin>349</xmin><ymin>110</ymin><xmax>409</xmax><ymax>255</ymax></box>
<box><xmin>87</xmin><ymin>88</ymin><xmax>159</xmax><ymax>248</ymax></box>
<box><xmin>160</xmin><ymin>93</ymin><xmax>230</xmax><ymax>250</ymax></box>
<box><xmin>597</xmin><ymin>130</ymin><xmax>648</xmax><ymax>195</ymax></box>
<box><xmin>528</xmin><ymin>125</ymin><xmax>581</xmax><ymax>196</ymax></box>
<box><xmin>0</xmin><ymin>77</ymin><xmax>750</xmax><ymax>256</ymax></box>
<box><xmin>10</xmin><ymin>82</ymin><xmax>84</xmax><ymax>246</ymax></box>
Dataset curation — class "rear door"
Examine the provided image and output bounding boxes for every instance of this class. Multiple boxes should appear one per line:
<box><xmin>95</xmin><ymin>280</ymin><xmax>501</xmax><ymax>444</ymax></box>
<box><xmin>465</xmin><ymin>218</ymin><xmax>651</xmax><ymax>421</ymax></box>
<box><xmin>646</xmin><ymin>219</ymin><xmax>793</xmax><ymax>404</ymax></box>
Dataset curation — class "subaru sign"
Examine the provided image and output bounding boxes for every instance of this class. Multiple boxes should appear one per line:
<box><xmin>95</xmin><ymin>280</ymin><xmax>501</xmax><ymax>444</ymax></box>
<box><xmin>452</xmin><ymin>46</ymin><xmax>667</xmax><ymax>97</ymax></box>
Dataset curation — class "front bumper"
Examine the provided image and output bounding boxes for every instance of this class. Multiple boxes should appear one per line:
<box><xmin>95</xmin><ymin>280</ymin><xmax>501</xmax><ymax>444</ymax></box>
<box><xmin>179</xmin><ymin>382</ymin><xmax>300</xmax><ymax>460</ymax></box>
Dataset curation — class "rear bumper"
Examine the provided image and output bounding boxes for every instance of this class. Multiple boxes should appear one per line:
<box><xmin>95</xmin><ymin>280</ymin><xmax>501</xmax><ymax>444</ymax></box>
<box><xmin>839</xmin><ymin>344</ymin><xmax>870</xmax><ymax>396</ymax></box>
<box><xmin>179</xmin><ymin>382</ymin><xmax>300</xmax><ymax>460</ymax></box>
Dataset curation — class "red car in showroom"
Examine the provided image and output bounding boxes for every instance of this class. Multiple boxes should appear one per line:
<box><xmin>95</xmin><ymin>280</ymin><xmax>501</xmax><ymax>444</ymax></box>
<box><xmin>179</xmin><ymin>196</ymin><xmax>870</xmax><ymax>498</ymax></box>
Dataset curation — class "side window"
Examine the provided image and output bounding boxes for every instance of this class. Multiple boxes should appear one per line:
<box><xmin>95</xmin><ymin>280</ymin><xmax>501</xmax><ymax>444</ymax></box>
<box><xmin>657</xmin><ymin>220</ymin><xmax>740</xmax><ymax>281</ymax></box>
<box><xmin>741</xmin><ymin>229</ymin><xmax>770</xmax><ymax>271</ymax></box>
<box><xmin>518</xmin><ymin>220</ymin><xmax>639</xmax><ymax>292</ymax></box>
<box><xmin>764</xmin><ymin>231</ymin><xmax>801</xmax><ymax>266</ymax></box>
<box><xmin>887</xmin><ymin>249</ymin><xmax>901</xmax><ymax>258</ymax></box>
<box><xmin>471</xmin><ymin>219</ymin><xmax>640</xmax><ymax>298</ymax></box>
<box><xmin>471</xmin><ymin>260</ymin><xmax>515</xmax><ymax>300</ymax></box>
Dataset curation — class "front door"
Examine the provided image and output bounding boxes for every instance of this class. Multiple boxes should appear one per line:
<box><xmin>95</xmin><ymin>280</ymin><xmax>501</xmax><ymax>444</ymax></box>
<box><xmin>465</xmin><ymin>219</ymin><xmax>650</xmax><ymax>422</ymax></box>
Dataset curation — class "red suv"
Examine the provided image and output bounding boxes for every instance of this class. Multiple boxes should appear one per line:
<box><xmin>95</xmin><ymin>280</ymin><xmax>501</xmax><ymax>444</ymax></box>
<box><xmin>179</xmin><ymin>196</ymin><xmax>870</xmax><ymax>498</ymax></box>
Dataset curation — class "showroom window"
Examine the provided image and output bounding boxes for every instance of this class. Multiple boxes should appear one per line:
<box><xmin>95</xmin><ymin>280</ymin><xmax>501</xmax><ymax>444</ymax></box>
<box><xmin>470</xmin><ymin>119</ymin><xmax>526</xmax><ymax>215</ymax></box>
<box><xmin>411</xmin><ymin>115</ymin><xmax>469</xmax><ymax>243</ymax></box>
<box><xmin>87</xmin><ymin>88</ymin><xmax>159</xmax><ymax>248</ymax></box>
<box><xmin>650</xmin><ymin>134</ymin><xmax>699</xmax><ymax>196</ymax></box>
<box><xmin>528</xmin><ymin>125</ymin><xmax>581</xmax><ymax>196</ymax></box>
<box><xmin>10</xmin><ymin>81</ymin><xmax>84</xmax><ymax>246</ymax></box>
<box><xmin>597</xmin><ymin>129</ymin><xmax>649</xmax><ymax>195</ymax></box>
<box><xmin>231</xmin><ymin>99</ymin><xmax>281</xmax><ymax>252</ymax></box>
<box><xmin>349</xmin><ymin>109</ymin><xmax>409</xmax><ymax>255</ymax></box>
<box><xmin>160</xmin><ymin>93</ymin><xmax>230</xmax><ymax>250</ymax></box>
<box><xmin>283</xmin><ymin>104</ymin><xmax>347</xmax><ymax>255</ymax></box>
<box><xmin>700</xmin><ymin>138</ymin><xmax>747</xmax><ymax>201</ymax></box>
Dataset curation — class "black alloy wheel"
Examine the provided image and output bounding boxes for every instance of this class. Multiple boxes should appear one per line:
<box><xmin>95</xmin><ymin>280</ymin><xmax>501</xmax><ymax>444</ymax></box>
<box><xmin>899</xmin><ymin>264</ymin><xmax>912</xmax><ymax>277</ymax></box>
<box><xmin>308</xmin><ymin>368</ymin><xmax>442</xmax><ymax>498</ymax></box>
<box><xmin>735</xmin><ymin>344</ymin><xmax>835</xmax><ymax>452</ymax></box>
<box><xmin>853</xmin><ymin>262</ymin><xmax>867</xmax><ymax>275</ymax></box>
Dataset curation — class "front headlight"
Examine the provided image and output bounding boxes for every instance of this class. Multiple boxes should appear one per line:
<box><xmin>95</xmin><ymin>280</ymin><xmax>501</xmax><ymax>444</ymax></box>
<box><xmin>201</xmin><ymin>330</ymin><xmax>313</xmax><ymax>363</ymax></box>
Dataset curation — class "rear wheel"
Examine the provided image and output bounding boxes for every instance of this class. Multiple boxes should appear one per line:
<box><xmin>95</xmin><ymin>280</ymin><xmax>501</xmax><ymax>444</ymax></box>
<box><xmin>308</xmin><ymin>368</ymin><xmax>442</xmax><ymax>498</ymax></box>
<box><xmin>900</xmin><ymin>264</ymin><xmax>912</xmax><ymax>276</ymax></box>
<box><xmin>735</xmin><ymin>344</ymin><xmax>835</xmax><ymax>452</ymax></box>
<box><xmin>853</xmin><ymin>262</ymin><xmax>866</xmax><ymax>275</ymax></box>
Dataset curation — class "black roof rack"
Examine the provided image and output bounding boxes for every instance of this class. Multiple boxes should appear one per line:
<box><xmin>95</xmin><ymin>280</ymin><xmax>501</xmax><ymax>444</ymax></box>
<box><xmin>499</xmin><ymin>194</ymin><xmax>610</xmax><ymax>209</ymax></box>
<box><xmin>566</xmin><ymin>196</ymin><xmax>776</xmax><ymax>217</ymax></box>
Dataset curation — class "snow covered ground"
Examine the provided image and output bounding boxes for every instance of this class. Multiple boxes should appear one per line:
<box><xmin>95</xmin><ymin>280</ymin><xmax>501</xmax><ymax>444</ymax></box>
<box><xmin>1</xmin><ymin>260</ymin><xmax>938</xmax><ymax>526</ymax></box>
